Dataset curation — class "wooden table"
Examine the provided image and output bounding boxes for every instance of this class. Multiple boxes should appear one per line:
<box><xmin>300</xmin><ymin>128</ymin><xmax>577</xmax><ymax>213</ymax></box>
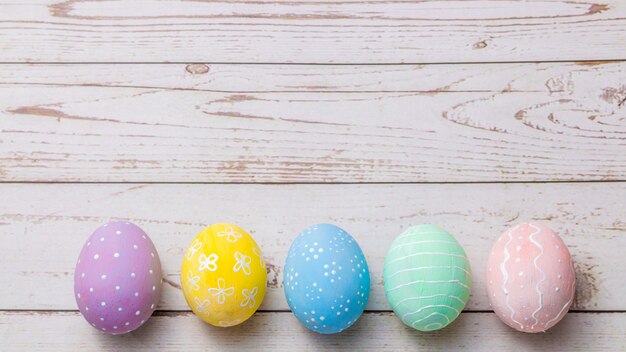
<box><xmin>1</xmin><ymin>1</ymin><xmax>625</xmax><ymax>350</ymax></box>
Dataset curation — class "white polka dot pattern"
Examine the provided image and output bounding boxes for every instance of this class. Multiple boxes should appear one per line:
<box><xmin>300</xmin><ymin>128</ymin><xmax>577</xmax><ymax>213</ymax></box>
<box><xmin>284</xmin><ymin>224</ymin><xmax>370</xmax><ymax>334</ymax></box>
<box><xmin>74</xmin><ymin>221</ymin><xmax>162</xmax><ymax>334</ymax></box>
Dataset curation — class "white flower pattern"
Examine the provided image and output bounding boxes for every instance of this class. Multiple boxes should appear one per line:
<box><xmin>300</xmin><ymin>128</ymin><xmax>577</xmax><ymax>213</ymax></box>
<box><xmin>187</xmin><ymin>270</ymin><xmax>200</xmax><ymax>291</ymax></box>
<box><xmin>233</xmin><ymin>251</ymin><xmax>252</xmax><ymax>276</ymax></box>
<box><xmin>217</xmin><ymin>318</ymin><xmax>241</xmax><ymax>327</ymax></box>
<box><xmin>217</xmin><ymin>226</ymin><xmax>242</xmax><ymax>243</ymax></box>
<box><xmin>198</xmin><ymin>253</ymin><xmax>218</xmax><ymax>272</ymax></box>
<box><xmin>208</xmin><ymin>278</ymin><xmax>235</xmax><ymax>304</ymax></box>
<box><xmin>240</xmin><ymin>287</ymin><xmax>258</xmax><ymax>308</ymax></box>
<box><xmin>186</xmin><ymin>239</ymin><xmax>202</xmax><ymax>261</ymax></box>
<box><xmin>194</xmin><ymin>297</ymin><xmax>211</xmax><ymax>315</ymax></box>
<box><xmin>252</xmin><ymin>247</ymin><xmax>266</xmax><ymax>269</ymax></box>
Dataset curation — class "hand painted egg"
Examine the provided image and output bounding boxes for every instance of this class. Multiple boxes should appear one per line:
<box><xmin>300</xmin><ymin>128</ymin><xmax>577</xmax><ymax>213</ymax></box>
<box><xmin>383</xmin><ymin>225</ymin><xmax>472</xmax><ymax>331</ymax></box>
<box><xmin>74</xmin><ymin>221</ymin><xmax>163</xmax><ymax>334</ymax></box>
<box><xmin>486</xmin><ymin>222</ymin><xmax>576</xmax><ymax>333</ymax></box>
<box><xmin>181</xmin><ymin>223</ymin><xmax>267</xmax><ymax>327</ymax></box>
<box><xmin>284</xmin><ymin>224</ymin><xmax>370</xmax><ymax>334</ymax></box>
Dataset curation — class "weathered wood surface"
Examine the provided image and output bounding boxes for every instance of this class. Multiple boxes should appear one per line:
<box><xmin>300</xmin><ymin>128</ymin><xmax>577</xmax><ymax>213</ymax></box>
<box><xmin>2</xmin><ymin>0</ymin><xmax>625</xmax><ymax>349</ymax></box>
<box><xmin>3</xmin><ymin>61</ymin><xmax>626</xmax><ymax>93</ymax></box>
<box><xmin>1</xmin><ymin>1</ymin><xmax>625</xmax><ymax>63</ymax></box>
<box><xmin>1</xmin><ymin>311</ymin><xmax>624</xmax><ymax>351</ymax></box>
<box><xmin>2</xmin><ymin>62</ymin><xmax>625</xmax><ymax>183</ymax></box>
<box><xmin>1</xmin><ymin>182</ymin><xmax>622</xmax><ymax>311</ymax></box>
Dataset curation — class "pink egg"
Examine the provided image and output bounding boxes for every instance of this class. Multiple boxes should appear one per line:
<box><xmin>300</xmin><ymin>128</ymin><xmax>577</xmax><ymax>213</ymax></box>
<box><xmin>74</xmin><ymin>221</ymin><xmax>162</xmax><ymax>334</ymax></box>
<box><xmin>486</xmin><ymin>222</ymin><xmax>576</xmax><ymax>333</ymax></box>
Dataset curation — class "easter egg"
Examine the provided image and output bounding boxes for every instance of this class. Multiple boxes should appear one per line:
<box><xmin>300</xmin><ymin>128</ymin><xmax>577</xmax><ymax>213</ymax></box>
<box><xmin>74</xmin><ymin>221</ymin><xmax>163</xmax><ymax>334</ymax></box>
<box><xmin>383</xmin><ymin>225</ymin><xmax>472</xmax><ymax>331</ymax></box>
<box><xmin>181</xmin><ymin>223</ymin><xmax>267</xmax><ymax>327</ymax></box>
<box><xmin>486</xmin><ymin>222</ymin><xmax>576</xmax><ymax>333</ymax></box>
<box><xmin>284</xmin><ymin>224</ymin><xmax>370</xmax><ymax>334</ymax></box>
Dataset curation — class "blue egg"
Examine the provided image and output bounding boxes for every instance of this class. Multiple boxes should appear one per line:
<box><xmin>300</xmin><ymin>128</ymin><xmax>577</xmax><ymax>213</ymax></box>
<box><xmin>284</xmin><ymin>224</ymin><xmax>370</xmax><ymax>334</ymax></box>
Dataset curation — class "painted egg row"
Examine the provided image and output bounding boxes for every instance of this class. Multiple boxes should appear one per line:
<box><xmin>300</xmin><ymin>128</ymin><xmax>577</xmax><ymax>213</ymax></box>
<box><xmin>74</xmin><ymin>221</ymin><xmax>575</xmax><ymax>335</ymax></box>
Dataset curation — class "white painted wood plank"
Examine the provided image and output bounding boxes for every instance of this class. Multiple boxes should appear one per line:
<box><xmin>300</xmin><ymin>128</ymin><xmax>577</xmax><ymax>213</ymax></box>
<box><xmin>0</xmin><ymin>1</ymin><xmax>625</xmax><ymax>63</ymax></box>
<box><xmin>2</xmin><ymin>61</ymin><xmax>624</xmax><ymax>93</ymax></box>
<box><xmin>1</xmin><ymin>312</ymin><xmax>624</xmax><ymax>351</ymax></box>
<box><xmin>0</xmin><ymin>182</ymin><xmax>622</xmax><ymax>311</ymax></box>
<box><xmin>2</xmin><ymin>62</ymin><xmax>625</xmax><ymax>183</ymax></box>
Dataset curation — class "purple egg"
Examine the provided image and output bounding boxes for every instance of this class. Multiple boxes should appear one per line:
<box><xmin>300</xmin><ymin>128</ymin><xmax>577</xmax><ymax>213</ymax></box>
<box><xmin>74</xmin><ymin>221</ymin><xmax>162</xmax><ymax>334</ymax></box>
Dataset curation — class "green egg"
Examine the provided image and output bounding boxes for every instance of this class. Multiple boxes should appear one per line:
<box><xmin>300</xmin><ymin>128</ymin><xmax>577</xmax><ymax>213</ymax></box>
<box><xmin>383</xmin><ymin>225</ymin><xmax>472</xmax><ymax>331</ymax></box>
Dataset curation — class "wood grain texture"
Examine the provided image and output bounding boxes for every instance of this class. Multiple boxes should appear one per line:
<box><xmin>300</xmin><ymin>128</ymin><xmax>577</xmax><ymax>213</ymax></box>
<box><xmin>0</xmin><ymin>1</ymin><xmax>625</xmax><ymax>63</ymax></box>
<box><xmin>2</xmin><ymin>62</ymin><xmax>626</xmax><ymax>183</ymax></box>
<box><xmin>2</xmin><ymin>0</ymin><xmax>624</xmax><ymax>349</ymax></box>
<box><xmin>1</xmin><ymin>182</ymin><xmax>623</xmax><ymax>311</ymax></box>
<box><xmin>1</xmin><ymin>311</ymin><xmax>625</xmax><ymax>351</ymax></box>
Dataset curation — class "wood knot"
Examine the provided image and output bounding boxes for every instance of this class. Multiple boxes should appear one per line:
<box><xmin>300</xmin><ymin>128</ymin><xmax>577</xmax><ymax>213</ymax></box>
<box><xmin>545</xmin><ymin>77</ymin><xmax>566</xmax><ymax>94</ymax></box>
<box><xmin>588</xmin><ymin>3</ymin><xmax>609</xmax><ymax>15</ymax></box>
<box><xmin>573</xmin><ymin>260</ymin><xmax>599</xmax><ymax>309</ymax></box>
<box><xmin>473</xmin><ymin>40</ymin><xmax>488</xmax><ymax>49</ymax></box>
<box><xmin>265</xmin><ymin>260</ymin><xmax>282</xmax><ymax>288</ymax></box>
<box><xmin>600</xmin><ymin>86</ymin><xmax>626</xmax><ymax>107</ymax></box>
<box><xmin>185</xmin><ymin>63</ymin><xmax>210</xmax><ymax>75</ymax></box>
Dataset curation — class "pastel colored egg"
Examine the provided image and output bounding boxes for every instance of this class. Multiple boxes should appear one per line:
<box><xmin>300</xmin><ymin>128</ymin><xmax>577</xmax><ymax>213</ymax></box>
<box><xmin>181</xmin><ymin>223</ymin><xmax>267</xmax><ymax>327</ymax></box>
<box><xmin>284</xmin><ymin>224</ymin><xmax>370</xmax><ymax>334</ymax></box>
<box><xmin>486</xmin><ymin>222</ymin><xmax>576</xmax><ymax>333</ymax></box>
<box><xmin>383</xmin><ymin>225</ymin><xmax>472</xmax><ymax>331</ymax></box>
<box><xmin>74</xmin><ymin>221</ymin><xmax>163</xmax><ymax>334</ymax></box>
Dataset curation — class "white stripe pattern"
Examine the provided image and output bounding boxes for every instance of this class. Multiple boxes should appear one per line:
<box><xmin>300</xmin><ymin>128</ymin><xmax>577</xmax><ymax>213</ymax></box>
<box><xmin>401</xmin><ymin>304</ymin><xmax>460</xmax><ymax>319</ymax></box>
<box><xmin>387</xmin><ymin>279</ymin><xmax>470</xmax><ymax>292</ymax></box>
<box><xmin>424</xmin><ymin>322</ymin><xmax>443</xmax><ymax>330</ymax></box>
<box><xmin>396</xmin><ymin>231</ymin><xmax>446</xmax><ymax>240</ymax></box>
<box><xmin>386</xmin><ymin>265</ymin><xmax>471</xmax><ymax>279</ymax></box>
<box><xmin>392</xmin><ymin>294</ymin><xmax>466</xmax><ymax>309</ymax></box>
<box><xmin>388</xmin><ymin>240</ymin><xmax>459</xmax><ymax>252</ymax></box>
<box><xmin>387</xmin><ymin>252</ymin><xmax>466</xmax><ymax>265</ymax></box>
<box><xmin>386</xmin><ymin>226</ymin><xmax>471</xmax><ymax>331</ymax></box>
<box><xmin>409</xmin><ymin>312</ymin><xmax>451</xmax><ymax>329</ymax></box>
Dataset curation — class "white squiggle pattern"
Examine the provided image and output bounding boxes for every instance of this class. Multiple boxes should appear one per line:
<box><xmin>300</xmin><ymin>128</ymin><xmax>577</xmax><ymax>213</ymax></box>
<box><xmin>387</xmin><ymin>252</ymin><xmax>466</xmax><ymax>265</ymax></box>
<box><xmin>424</xmin><ymin>322</ymin><xmax>443</xmax><ymax>330</ymax></box>
<box><xmin>501</xmin><ymin>226</ymin><xmax>524</xmax><ymax>329</ymax></box>
<box><xmin>388</xmin><ymin>240</ymin><xmax>458</xmax><ymax>252</ymax></box>
<box><xmin>387</xmin><ymin>279</ymin><xmax>470</xmax><ymax>292</ymax></box>
<box><xmin>392</xmin><ymin>294</ymin><xmax>465</xmax><ymax>309</ymax></box>
<box><xmin>396</xmin><ymin>231</ymin><xmax>444</xmax><ymax>240</ymax></box>
<box><xmin>528</xmin><ymin>223</ymin><xmax>546</xmax><ymax>329</ymax></box>
<box><xmin>387</xmin><ymin>265</ymin><xmax>471</xmax><ymax>279</ymax></box>
<box><xmin>543</xmin><ymin>262</ymin><xmax>576</xmax><ymax>328</ymax></box>
<box><xmin>401</xmin><ymin>304</ymin><xmax>460</xmax><ymax>319</ymax></box>
<box><xmin>409</xmin><ymin>312</ymin><xmax>450</xmax><ymax>328</ymax></box>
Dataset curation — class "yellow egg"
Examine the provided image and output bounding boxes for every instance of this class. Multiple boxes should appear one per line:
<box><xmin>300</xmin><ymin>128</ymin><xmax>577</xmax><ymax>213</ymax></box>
<box><xmin>181</xmin><ymin>223</ymin><xmax>267</xmax><ymax>327</ymax></box>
